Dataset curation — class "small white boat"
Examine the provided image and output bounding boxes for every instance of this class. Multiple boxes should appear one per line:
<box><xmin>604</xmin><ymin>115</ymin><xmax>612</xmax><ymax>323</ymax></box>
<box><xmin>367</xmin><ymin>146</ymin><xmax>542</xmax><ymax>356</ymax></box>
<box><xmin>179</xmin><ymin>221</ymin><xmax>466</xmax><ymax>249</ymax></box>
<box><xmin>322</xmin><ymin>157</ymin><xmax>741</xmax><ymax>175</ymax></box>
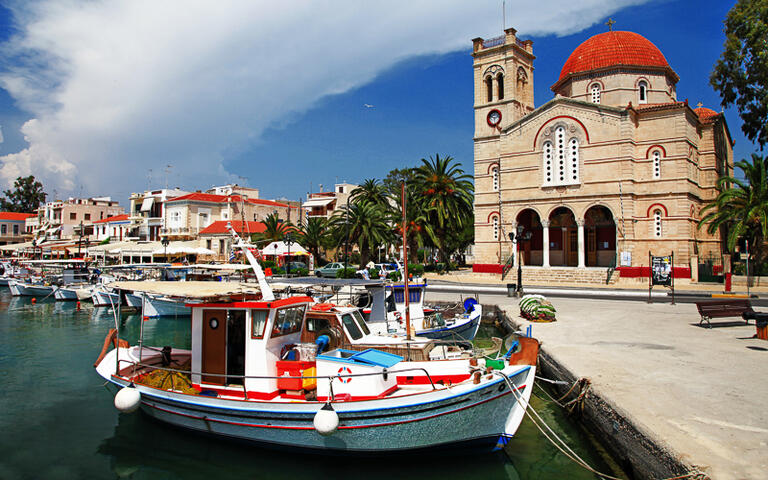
<box><xmin>143</xmin><ymin>294</ymin><xmax>191</xmax><ymax>317</ymax></box>
<box><xmin>8</xmin><ymin>280</ymin><xmax>56</xmax><ymax>297</ymax></box>
<box><xmin>124</xmin><ymin>292</ymin><xmax>144</xmax><ymax>309</ymax></box>
<box><xmin>92</xmin><ymin>288</ymin><xmax>120</xmax><ymax>307</ymax></box>
<box><xmin>54</xmin><ymin>287</ymin><xmax>79</xmax><ymax>301</ymax></box>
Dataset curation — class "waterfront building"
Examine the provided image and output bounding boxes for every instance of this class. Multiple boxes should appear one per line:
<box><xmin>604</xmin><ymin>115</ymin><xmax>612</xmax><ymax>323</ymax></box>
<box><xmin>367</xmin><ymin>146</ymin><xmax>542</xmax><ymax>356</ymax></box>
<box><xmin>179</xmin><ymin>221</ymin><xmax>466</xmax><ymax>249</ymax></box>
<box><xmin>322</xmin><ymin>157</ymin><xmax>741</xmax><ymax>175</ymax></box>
<box><xmin>471</xmin><ymin>28</ymin><xmax>732</xmax><ymax>282</ymax></box>
<box><xmin>128</xmin><ymin>188</ymin><xmax>191</xmax><ymax>241</ymax></box>
<box><xmin>302</xmin><ymin>182</ymin><xmax>357</xmax><ymax>220</ymax></box>
<box><xmin>0</xmin><ymin>212</ymin><xmax>35</xmax><ymax>245</ymax></box>
<box><xmin>162</xmin><ymin>192</ymin><xmax>292</xmax><ymax>240</ymax></box>
<box><xmin>33</xmin><ymin>197</ymin><xmax>124</xmax><ymax>241</ymax></box>
<box><xmin>198</xmin><ymin>220</ymin><xmax>267</xmax><ymax>261</ymax></box>
<box><xmin>92</xmin><ymin>214</ymin><xmax>131</xmax><ymax>242</ymax></box>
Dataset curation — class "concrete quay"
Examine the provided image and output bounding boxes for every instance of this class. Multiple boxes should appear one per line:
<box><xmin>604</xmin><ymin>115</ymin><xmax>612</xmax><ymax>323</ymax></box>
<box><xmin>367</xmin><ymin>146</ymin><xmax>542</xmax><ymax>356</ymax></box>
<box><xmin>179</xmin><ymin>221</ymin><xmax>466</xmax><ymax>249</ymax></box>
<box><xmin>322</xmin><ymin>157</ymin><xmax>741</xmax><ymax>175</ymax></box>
<box><xmin>498</xmin><ymin>297</ymin><xmax>768</xmax><ymax>479</ymax></box>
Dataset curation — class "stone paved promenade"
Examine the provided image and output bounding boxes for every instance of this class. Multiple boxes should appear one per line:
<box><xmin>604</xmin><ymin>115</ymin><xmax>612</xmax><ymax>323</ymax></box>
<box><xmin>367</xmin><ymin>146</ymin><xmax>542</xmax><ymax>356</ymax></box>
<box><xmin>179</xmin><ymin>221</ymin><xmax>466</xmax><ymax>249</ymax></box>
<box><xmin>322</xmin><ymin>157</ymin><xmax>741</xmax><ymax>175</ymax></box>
<box><xmin>500</xmin><ymin>297</ymin><xmax>768</xmax><ymax>479</ymax></box>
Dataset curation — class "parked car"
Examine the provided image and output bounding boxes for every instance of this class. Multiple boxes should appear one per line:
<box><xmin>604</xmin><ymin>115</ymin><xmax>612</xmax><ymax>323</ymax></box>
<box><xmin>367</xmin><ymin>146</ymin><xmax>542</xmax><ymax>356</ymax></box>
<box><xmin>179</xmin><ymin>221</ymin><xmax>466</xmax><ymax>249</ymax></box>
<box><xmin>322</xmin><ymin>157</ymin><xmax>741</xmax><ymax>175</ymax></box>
<box><xmin>285</xmin><ymin>261</ymin><xmax>308</xmax><ymax>272</ymax></box>
<box><xmin>315</xmin><ymin>262</ymin><xmax>345</xmax><ymax>278</ymax></box>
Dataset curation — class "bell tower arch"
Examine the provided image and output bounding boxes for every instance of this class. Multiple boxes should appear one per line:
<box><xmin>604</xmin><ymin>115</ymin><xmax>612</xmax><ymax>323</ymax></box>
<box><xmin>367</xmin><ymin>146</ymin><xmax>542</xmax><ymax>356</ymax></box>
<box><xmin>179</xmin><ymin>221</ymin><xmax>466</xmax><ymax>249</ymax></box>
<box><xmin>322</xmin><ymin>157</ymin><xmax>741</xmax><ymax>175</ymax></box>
<box><xmin>472</xmin><ymin>27</ymin><xmax>535</xmax><ymax>139</ymax></box>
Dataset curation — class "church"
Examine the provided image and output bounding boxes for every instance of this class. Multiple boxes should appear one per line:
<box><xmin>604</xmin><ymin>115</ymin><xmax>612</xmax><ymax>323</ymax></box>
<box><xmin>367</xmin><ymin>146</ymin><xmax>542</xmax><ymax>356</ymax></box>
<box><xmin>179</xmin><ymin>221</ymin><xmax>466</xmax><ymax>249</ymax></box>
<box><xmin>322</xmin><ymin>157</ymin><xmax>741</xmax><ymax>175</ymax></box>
<box><xmin>471</xmin><ymin>27</ymin><xmax>733</xmax><ymax>282</ymax></box>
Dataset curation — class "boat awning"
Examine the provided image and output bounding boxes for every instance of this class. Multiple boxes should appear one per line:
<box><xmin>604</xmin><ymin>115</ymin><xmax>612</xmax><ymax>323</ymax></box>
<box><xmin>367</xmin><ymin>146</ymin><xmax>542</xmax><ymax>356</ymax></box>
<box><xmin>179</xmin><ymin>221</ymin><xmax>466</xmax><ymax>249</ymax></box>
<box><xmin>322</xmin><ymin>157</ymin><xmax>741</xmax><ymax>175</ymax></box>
<box><xmin>110</xmin><ymin>280</ymin><xmax>293</xmax><ymax>299</ymax></box>
<box><xmin>262</xmin><ymin>241</ymin><xmax>309</xmax><ymax>256</ymax></box>
<box><xmin>140</xmin><ymin>197</ymin><xmax>155</xmax><ymax>212</ymax></box>
<box><xmin>302</xmin><ymin>198</ymin><xmax>334</xmax><ymax>208</ymax></box>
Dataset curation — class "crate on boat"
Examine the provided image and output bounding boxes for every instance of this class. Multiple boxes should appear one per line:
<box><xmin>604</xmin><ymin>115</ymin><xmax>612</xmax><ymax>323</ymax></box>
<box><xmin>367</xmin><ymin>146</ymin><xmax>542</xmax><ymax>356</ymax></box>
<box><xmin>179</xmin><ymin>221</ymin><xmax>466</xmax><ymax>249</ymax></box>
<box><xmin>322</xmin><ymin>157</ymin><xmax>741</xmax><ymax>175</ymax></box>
<box><xmin>276</xmin><ymin>360</ymin><xmax>316</xmax><ymax>391</ymax></box>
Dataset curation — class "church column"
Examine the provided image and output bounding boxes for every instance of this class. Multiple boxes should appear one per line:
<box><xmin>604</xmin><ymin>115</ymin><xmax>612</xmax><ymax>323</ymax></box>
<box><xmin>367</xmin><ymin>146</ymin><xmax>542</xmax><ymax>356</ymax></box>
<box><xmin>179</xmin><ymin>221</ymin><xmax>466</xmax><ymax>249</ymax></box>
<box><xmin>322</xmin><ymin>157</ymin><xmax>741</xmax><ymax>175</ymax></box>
<box><xmin>542</xmin><ymin>220</ymin><xmax>550</xmax><ymax>268</ymax></box>
<box><xmin>577</xmin><ymin>219</ymin><xmax>585</xmax><ymax>268</ymax></box>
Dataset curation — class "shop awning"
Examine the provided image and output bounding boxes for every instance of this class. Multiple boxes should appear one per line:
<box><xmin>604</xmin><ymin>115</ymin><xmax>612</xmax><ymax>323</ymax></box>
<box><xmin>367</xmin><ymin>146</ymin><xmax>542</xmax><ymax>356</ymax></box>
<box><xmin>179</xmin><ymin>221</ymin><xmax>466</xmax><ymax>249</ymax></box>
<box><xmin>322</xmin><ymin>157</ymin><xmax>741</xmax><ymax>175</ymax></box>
<box><xmin>140</xmin><ymin>197</ymin><xmax>155</xmax><ymax>212</ymax></box>
<box><xmin>302</xmin><ymin>198</ymin><xmax>334</xmax><ymax>208</ymax></box>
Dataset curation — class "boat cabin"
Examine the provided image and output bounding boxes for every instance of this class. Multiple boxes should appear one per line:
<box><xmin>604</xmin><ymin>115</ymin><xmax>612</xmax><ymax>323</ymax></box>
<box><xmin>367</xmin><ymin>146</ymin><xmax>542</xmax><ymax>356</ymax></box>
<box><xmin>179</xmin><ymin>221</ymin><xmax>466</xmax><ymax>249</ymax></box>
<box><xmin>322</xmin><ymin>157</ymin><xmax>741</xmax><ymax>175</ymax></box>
<box><xmin>184</xmin><ymin>297</ymin><xmax>467</xmax><ymax>401</ymax></box>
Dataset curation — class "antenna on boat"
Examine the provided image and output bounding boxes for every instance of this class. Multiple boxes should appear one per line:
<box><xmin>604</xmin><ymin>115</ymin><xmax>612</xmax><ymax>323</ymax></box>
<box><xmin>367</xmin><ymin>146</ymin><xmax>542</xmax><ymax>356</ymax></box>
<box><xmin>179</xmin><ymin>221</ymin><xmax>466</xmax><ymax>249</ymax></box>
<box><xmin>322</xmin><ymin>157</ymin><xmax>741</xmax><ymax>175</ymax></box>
<box><xmin>228</xmin><ymin>222</ymin><xmax>274</xmax><ymax>301</ymax></box>
<box><xmin>401</xmin><ymin>182</ymin><xmax>411</xmax><ymax>341</ymax></box>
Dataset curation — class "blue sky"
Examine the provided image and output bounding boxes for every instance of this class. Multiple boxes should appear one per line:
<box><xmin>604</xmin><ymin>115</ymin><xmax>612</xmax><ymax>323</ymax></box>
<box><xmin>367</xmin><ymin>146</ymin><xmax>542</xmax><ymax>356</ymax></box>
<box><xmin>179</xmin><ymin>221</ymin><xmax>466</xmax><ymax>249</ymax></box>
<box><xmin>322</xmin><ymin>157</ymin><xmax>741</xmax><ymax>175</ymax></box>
<box><xmin>0</xmin><ymin>1</ymin><xmax>748</xmax><ymax>203</ymax></box>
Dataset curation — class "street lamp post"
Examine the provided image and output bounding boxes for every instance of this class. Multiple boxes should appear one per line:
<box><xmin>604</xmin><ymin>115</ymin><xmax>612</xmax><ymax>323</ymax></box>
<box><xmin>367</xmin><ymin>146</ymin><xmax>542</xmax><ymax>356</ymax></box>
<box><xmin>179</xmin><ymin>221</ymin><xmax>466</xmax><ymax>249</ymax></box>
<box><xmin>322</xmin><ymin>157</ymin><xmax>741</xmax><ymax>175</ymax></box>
<box><xmin>344</xmin><ymin>196</ymin><xmax>350</xmax><ymax>275</ymax></box>
<box><xmin>284</xmin><ymin>233</ymin><xmax>295</xmax><ymax>277</ymax></box>
<box><xmin>509</xmin><ymin>225</ymin><xmax>532</xmax><ymax>297</ymax></box>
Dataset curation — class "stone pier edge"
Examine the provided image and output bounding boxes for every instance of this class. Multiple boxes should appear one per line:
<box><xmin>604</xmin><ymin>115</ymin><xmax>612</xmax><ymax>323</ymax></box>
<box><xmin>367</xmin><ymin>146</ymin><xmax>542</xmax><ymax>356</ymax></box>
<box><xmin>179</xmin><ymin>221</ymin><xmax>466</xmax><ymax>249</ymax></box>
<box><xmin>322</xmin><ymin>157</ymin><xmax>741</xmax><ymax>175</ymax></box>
<box><xmin>493</xmin><ymin>305</ymin><xmax>707</xmax><ymax>480</ymax></box>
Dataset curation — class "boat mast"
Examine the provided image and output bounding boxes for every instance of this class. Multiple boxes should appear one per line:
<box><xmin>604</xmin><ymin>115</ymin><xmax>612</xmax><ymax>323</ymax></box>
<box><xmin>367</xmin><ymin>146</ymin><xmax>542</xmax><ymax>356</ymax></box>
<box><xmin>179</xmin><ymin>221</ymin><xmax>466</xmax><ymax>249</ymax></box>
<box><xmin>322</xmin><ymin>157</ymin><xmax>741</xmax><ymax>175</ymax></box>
<box><xmin>401</xmin><ymin>182</ymin><xmax>411</xmax><ymax>340</ymax></box>
<box><xmin>228</xmin><ymin>223</ymin><xmax>275</xmax><ymax>301</ymax></box>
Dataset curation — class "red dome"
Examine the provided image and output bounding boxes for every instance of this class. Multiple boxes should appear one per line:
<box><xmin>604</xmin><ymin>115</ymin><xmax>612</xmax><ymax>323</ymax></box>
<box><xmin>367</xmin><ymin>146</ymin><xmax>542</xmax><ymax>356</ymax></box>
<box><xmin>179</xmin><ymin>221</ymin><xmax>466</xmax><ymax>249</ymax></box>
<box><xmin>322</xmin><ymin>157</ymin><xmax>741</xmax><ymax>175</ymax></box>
<box><xmin>556</xmin><ymin>31</ymin><xmax>673</xmax><ymax>85</ymax></box>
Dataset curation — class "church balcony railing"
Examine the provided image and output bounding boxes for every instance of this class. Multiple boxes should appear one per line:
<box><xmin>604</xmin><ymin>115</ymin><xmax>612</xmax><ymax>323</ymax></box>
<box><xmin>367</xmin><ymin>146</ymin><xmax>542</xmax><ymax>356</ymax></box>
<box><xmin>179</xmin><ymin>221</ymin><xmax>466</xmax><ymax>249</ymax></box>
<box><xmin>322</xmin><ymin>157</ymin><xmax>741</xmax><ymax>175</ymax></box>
<box><xmin>482</xmin><ymin>35</ymin><xmax>505</xmax><ymax>48</ymax></box>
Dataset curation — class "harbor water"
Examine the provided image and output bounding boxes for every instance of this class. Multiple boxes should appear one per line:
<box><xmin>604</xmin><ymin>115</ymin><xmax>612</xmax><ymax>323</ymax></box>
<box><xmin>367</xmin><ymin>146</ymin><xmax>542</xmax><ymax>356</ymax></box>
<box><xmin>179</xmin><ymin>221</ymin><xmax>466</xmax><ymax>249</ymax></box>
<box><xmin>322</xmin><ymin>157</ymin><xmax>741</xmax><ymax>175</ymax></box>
<box><xmin>0</xmin><ymin>291</ymin><xmax>627</xmax><ymax>479</ymax></box>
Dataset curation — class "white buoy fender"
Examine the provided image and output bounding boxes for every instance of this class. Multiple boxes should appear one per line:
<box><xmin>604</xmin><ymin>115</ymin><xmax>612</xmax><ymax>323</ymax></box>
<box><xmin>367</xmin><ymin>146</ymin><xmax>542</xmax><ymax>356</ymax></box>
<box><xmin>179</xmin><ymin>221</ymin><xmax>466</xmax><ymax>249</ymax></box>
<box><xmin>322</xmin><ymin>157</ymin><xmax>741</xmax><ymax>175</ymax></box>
<box><xmin>114</xmin><ymin>385</ymin><xmax>141</xmax><ymax>413</ymax></box>
<box><xmin>313</xmin><ymin>402</ymin><xmax>339</xmax><ymax>436</ymax></box>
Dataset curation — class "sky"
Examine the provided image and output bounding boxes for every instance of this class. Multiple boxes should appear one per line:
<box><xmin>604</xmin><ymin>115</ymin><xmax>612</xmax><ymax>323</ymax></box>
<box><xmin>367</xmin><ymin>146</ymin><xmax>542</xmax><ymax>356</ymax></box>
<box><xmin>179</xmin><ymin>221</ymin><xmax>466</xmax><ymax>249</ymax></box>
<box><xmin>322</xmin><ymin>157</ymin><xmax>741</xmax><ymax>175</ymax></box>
<box><xmin>0</xmin><ymin>0</ymin><xmax>749</xmax><ymax>204</ymax></box>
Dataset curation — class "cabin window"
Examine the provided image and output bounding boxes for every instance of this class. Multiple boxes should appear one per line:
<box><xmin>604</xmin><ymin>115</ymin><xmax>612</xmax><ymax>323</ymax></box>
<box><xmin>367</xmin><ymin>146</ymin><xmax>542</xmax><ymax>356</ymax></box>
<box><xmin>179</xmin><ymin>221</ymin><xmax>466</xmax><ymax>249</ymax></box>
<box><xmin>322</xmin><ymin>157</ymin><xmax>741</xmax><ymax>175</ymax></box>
<box><xmin>409</xmin><ymin>289</ymin><xmax>421</xmax><ymax>303</ymax></box>
<box><xmin>352</xmin><ymin>310</ymin><xmax>370</xmax><ymax>335</ymax></box>
<box><xmin>251</xmin><ymin>309</ymin><xmax>268</xmax><ymax>339</ymax></box>
<box><xmin>341</xmin><ymin>313</ymin><xmax>363</xmax><ymax>340</ymax></box>
<box><xmin>272</xmin><ymin>305</ymin><xmax>306</xmax><ymax>337</ymax></box>
<box><xmin>306</xmin><ymin>316</ymin><xmax>332</xmax><ymax>333</ymax></box>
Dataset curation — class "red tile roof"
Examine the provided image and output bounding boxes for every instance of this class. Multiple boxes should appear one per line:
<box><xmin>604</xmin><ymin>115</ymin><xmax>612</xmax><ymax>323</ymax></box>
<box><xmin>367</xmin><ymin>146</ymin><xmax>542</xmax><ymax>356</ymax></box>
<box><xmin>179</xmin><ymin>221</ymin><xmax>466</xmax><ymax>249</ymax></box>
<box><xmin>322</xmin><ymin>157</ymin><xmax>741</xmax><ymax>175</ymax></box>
<box><xmin>693</xmin><ymin>106</ymin><xmax>720</xmax><ymax>123</ymax></box>
<box><xmin>554</xmin><ymin>31</ymin><xmax>676</xmax><ymax>90</ymax></box>
<box><xmin>199</xmin><ymin>220</ymin><xmax>267</xmax><ymax>235</ymax></box>
<box><xmin>0</xmin><ymin>212</ymin><xmax>36</xmax><ymax>221</ymax></box>
<box><xmin>167</xmin><ymin>192</ymin><xmax>290</xmax><ymax>208</ymax></box>
<box><xmin>93</xmin><ymin>214</ymin><xmax>130</xmax><ymax>224</ymax></box>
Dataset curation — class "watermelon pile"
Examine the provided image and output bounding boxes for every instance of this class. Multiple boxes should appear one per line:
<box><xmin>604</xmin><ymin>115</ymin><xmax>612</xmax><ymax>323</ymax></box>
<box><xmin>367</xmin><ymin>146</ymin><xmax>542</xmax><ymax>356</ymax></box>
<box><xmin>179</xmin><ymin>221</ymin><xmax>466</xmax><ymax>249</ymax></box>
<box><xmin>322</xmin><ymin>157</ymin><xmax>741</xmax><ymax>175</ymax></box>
<box><xmin>519</xmin><ymin>294</ymin><xmax>556</xmax><ymax>322</ymax></box>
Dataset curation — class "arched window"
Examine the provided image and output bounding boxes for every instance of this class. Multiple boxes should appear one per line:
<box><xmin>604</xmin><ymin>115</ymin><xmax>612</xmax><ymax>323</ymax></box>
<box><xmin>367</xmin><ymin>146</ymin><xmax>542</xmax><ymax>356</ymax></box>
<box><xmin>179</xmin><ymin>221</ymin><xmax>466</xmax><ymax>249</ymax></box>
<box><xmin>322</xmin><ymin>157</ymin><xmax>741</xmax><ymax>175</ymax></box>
<box><xmin>590</xmin><ymin>83</ymin><xmax>601</xmax><ymax>104</ymax></box>
<box><xmin>543</xmin><ymin>126</ymin><xmax>581</xmax><ymax>187</ymax></box>
<box><xmin>491</xmin><ymin>166</ymin><xmax>499</xmax><ymax>191</ymax></box>
<box><xmin>639</xmin><ymin>81</ymin><xmax>648</xmax><ymax>104</ymax></box>
<box><xmin>485</xmin><ymin>76</ymin><xmax>493</xmax><ymax>102</ymax></box>
<box><xmin>497</xmin><ymin>73</ymin><xmax>504</xmax><ymax>100</ymax></box>
<box><xmin>652</xmin><ymin>150</ymin><xmax>661</xmax><ymax>179</ymax></box>
<box><xmin>543</xmin><ymin>141</ymin><xmax>553</xmax><ymax>185</ymax></box>
<box><xmin>653</xmin><ymin>209</ymin><xmax>662</xmax><ymax>237</ymax></box>
<box><xmin>492</xmin><ymin>215</ymin><xmax>500</xmax><ymax>241</ymax></box>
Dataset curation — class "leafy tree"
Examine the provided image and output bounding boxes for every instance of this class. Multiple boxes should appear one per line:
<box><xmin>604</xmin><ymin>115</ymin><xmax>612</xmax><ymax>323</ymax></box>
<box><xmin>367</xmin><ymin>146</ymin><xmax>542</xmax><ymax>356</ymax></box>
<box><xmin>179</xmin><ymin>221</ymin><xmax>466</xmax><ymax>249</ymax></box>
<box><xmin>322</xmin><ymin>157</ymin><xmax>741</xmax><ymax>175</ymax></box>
<box><xmin>699</xmin><ymin>153</ymin><xmax>768</xmax><ymax>265</ymax></box>
<box><xmin>711</xmin><ymin>0</ymin><xmax>768</xmax><ymax>147</ymax></box>
<box><xmin>382</xmin><ymin>167</ymin><xmax>418</xmax><ymax>197</ymax></box>
<box><xmin>0</xmin><ymin>175</ymin><xmax>46</xmax><ymax>213</ymax></box>
<box><xmin>413</xmin><ymin>154</ymin><xmax>474</xmax><ymax>261</ymax></box>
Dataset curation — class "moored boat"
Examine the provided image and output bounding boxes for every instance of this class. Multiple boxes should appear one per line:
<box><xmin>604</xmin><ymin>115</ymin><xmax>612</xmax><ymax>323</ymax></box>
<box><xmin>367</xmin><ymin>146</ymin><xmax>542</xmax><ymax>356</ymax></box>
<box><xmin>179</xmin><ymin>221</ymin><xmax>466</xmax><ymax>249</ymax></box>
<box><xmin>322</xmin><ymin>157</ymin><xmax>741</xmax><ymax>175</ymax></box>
<box><xmin>92</xmin><ymin>287</ymin><xmax>120</xmax><ymax>307</ymax></box>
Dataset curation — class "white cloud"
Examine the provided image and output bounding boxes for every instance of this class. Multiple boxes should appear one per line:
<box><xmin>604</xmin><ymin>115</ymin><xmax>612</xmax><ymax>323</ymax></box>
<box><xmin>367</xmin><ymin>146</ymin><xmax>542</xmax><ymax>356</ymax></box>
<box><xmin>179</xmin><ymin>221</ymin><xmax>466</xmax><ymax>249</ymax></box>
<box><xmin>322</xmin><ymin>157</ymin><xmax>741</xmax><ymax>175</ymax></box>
<box><xmin>0</xmin><ymin>0</ymin><xmax>651</xmax><ymax>198</ymax></box>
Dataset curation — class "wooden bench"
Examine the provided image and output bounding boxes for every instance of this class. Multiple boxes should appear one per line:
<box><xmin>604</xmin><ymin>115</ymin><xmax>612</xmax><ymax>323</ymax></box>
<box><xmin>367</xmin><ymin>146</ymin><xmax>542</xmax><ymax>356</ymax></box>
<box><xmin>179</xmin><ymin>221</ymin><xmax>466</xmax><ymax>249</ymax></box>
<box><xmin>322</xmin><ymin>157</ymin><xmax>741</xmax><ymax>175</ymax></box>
<box><xmin>695</xmin><ymin>299</ymin><xmax>755</xmax><ymax>328</ymax></box>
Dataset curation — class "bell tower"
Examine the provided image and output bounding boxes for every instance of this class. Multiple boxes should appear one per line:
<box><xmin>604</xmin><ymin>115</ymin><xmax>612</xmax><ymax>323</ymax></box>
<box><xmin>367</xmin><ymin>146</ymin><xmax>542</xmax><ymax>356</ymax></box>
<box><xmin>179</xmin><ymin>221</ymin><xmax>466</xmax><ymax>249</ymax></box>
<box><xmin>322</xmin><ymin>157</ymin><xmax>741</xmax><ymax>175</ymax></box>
<box><xmin>472</xmin><ymin>28</ymin><xmax>535</xmax><ymax>139</ymax></box>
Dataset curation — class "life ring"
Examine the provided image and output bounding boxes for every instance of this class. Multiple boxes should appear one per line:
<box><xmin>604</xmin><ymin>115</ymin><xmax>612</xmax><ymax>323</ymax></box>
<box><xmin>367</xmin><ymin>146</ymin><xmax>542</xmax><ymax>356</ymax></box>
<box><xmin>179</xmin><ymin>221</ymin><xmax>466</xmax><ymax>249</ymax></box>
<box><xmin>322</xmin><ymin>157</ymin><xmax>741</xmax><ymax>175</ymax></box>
<box><xmin>337</xmin><ymin>366</ymin><xmax>352</xmax><ymax>383</ymax></box>
<box><xmin>312</xmin><ymin>303</ymin><xmax>335</xmax><ymax>312</ymax></box>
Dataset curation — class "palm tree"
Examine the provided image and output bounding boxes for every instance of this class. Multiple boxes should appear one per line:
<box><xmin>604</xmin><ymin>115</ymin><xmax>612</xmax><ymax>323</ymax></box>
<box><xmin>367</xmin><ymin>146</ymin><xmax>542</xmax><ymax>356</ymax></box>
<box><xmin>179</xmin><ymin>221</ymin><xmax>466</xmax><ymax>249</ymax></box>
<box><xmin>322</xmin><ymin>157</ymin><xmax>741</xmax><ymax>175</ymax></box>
<box><xmin>330</xmin><ymin>201</ymin><xmax>391</xmax><ymax>267</ymax></box>
<box><xmin>699</xmin><ymin>153</ymin><xmax>768</xmax><ymax>265</ymax></box>
<box><xmin>350</xmin><ymin>178</ymin><xmax>389</xmax><ymax>210</ymax></box>
<box><xmin>253</xmin><ymin>213</ymin><xmax>292</xmax><ymax>244</ymax></box>
<box><xmin>298</xmin><ymin>217</ymin><xmax>329</xmax><ymax>264</ymax></box>
<box><xmin>413</xmin><ymin>154</ymin><xmax>474</xmax><ymax>261</ymax></box>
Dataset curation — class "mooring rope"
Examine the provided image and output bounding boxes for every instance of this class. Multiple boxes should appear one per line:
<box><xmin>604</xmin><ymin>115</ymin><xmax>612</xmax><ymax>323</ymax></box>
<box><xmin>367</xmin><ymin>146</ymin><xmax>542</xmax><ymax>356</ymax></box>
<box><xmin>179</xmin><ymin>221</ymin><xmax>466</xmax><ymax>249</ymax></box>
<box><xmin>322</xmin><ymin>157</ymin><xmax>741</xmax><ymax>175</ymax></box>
<box><xmin>494</xmin><ymin>371</ymin><xmax>623</xmax><ymax>480</ymax></box>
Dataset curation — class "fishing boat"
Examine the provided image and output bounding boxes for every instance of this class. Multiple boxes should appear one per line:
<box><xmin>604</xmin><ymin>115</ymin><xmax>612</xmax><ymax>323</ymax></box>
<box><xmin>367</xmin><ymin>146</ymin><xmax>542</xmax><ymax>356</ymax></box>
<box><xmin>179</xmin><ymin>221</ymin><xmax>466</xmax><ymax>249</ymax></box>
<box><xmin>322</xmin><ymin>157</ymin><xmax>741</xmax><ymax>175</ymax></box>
<box><xmin>142</xmin><ymin>294</ymin><xmax>192</xmax><ymax>317</ymax></box>
<box><xmin>94</xmin><ymin>290</ymin><xmax>538</xmax><ymax>454</ymax></box>
<box><xmin>124</xmin><ymin>292</ymin><xmax>144</xmax><ymax>309</ymax></box>
<box><xmin>94</xmin><ymin>213</ymin><xmax>539</xmax><ymax>454</ymax></box>
<box><xmin>8</xmin><ymin>279</ymin><xmax>56</xmax><ymax>297</ymax></box>
<box><xmin>92</xmin><ymin>287</ymin><xmax>120</xmax><ymax>307</ymax></box>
